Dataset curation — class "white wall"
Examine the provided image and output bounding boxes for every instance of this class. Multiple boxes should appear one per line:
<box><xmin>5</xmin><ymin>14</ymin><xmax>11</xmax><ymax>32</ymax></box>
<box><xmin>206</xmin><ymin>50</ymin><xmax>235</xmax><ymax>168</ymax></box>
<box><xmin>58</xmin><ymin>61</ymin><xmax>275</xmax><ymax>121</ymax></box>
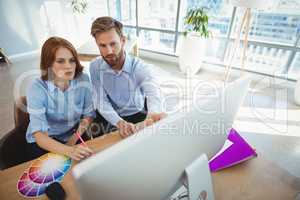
<box><xmin>0</xmin><ymin>0</ymin><xmax>107</xmax><ymax>57</ymax></box>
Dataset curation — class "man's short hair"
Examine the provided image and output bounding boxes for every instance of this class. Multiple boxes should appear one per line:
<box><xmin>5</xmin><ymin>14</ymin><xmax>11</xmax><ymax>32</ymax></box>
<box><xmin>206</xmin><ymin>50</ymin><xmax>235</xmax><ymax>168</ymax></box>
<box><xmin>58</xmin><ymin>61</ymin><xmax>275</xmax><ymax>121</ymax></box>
<box><xmin>91</xmin><ymin>16</ymin><xmax>124</xmax><ymax>38</ymax></box>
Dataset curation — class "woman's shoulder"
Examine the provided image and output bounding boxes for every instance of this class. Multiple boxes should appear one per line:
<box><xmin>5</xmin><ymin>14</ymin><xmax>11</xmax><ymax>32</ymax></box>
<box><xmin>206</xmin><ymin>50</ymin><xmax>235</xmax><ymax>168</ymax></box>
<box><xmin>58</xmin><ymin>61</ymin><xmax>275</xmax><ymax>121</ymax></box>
<box><xmin>26</xmin><ymin>77</ymin><xmax>48</xmax><ymax>99</ymax></box>
<box><xmin>28</xmin><ymin>77</ymin><xmax>47</xmax><ymax>91</ymax></box>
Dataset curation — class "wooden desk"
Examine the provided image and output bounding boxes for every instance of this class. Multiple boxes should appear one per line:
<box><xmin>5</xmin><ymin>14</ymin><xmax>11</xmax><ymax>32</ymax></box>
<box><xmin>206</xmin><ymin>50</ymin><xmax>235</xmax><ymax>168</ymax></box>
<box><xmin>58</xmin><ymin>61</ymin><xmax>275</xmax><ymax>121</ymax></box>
<box><xmin>0</xmin><ymin>132</ymin><xmax>300</xmax><ymax>200</ymax></box>
<box><xmin>0</xmin><ymin>132</ymin><xmax>122</xmax><ymax>200</ymax></box>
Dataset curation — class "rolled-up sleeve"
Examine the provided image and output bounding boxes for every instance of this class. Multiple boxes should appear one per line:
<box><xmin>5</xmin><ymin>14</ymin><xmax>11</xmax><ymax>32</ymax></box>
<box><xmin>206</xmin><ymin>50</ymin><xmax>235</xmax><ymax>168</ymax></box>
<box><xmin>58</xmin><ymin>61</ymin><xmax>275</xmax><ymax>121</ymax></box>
<box><xmin>26</xmin><ymin>81</ymin><xmax>49</xmax><ymax>138</ymax></box>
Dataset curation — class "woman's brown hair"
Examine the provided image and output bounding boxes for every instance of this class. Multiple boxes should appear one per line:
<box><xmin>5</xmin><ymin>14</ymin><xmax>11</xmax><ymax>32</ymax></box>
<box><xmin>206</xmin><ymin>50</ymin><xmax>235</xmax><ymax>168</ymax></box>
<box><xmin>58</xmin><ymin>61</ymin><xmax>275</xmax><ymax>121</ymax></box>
<box><xmin>40</xmin><ymin>37</ymin><xmax>83</xmax><ymax>80</ymax></box>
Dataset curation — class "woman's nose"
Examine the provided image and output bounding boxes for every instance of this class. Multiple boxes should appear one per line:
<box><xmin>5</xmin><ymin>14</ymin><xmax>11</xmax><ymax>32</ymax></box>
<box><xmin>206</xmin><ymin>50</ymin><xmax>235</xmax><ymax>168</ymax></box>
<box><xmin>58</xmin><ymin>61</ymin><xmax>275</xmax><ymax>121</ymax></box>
<box><xmin>65</xmin><ymin>61</ymin><xmax>74</xmax><ymax>69</ymax></box>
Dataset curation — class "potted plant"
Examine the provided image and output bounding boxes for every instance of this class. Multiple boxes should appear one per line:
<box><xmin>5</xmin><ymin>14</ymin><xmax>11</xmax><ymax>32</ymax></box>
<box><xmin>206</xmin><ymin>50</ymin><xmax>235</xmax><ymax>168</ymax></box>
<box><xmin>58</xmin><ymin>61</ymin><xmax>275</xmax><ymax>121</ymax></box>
<box><xmin>71</xmin><ymin>0</ymin><xmax>88</xmax><ymax>14</ymax></box>
<box><xmin>178</xmin><ymin>7</ymin><xmax>211</xmax><ymax>75</ymax></box>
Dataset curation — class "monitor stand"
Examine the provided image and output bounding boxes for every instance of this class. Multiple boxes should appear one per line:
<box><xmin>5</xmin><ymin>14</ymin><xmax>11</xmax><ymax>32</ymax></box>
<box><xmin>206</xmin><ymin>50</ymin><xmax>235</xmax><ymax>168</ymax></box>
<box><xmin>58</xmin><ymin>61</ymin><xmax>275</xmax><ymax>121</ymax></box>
<box><xmin>184</xmin><ymin>154</ymin><xmax>215</xmax><ymax>200</ymax></box>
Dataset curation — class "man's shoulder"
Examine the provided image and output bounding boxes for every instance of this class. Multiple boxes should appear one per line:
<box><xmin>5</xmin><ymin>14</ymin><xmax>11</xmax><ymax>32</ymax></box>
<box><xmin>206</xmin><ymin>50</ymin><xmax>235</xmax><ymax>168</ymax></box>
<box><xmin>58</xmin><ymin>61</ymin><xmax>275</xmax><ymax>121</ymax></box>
<box><xmin>130</xmin><ymin>56</ymin><xmax>152</xmax><ymax>75</ymax></box>
<box><xmin>130</xmin><ymin>55</ymin><xmax>143</xmax><ymax>65</ymax></box>
<box><xmin>129</xmin><ymin>56</ymin><xmax>148</xmax><ymax>71</ymax></box>
<box><xmin>90</xmin><ymin>56</ymin><xmax>110</xmax><ymax>72</ymax></box>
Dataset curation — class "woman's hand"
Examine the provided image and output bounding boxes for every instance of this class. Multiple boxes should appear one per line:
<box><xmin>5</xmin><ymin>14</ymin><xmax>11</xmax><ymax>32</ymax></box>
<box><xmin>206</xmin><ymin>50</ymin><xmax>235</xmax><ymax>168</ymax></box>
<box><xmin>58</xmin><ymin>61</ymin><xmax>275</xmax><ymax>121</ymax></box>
<box><xmin>67</xmin><ymin>145</ymin><xmax>93</xmax><ymax>161</ymax></box>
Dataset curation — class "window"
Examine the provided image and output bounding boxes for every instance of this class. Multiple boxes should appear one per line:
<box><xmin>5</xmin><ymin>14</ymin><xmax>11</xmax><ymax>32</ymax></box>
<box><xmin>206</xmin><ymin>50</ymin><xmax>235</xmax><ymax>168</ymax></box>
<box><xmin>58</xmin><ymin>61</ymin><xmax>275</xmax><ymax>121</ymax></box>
<box><xmin>108</xmin><ymin>0</ymin><xmax>136</xmax><ymax>25</ymax></box>
<box><xmin>231</xmin><ymin>10</ymin><xmax>300</xmax><ymax>45</ymax></box>
<box><xmin>102</xmin><ymin>0</ymin><xmax>300</xmax><ymax>80</ymax></box>
<box><xmin>88</xmin><ymin>0</ymin><xmax>108</xmax><ymax>17</ymax></box>
<box><xmin>124</xmin><ymin>27</ymin><xmax>136</xmax><ymax>38</ymax></box>
<box><xmin>138</xmin><ymin>0</ymin><xmax>178</xmax><ymax>30</ymax></box>
<box><xmin>179</xmin><ymin>0</ymin><xmax>233</xmax><ymax>36</ymax></box>
<box><xmin>139</xmin><ymin>30</ymin><xmax>174</xmax><ymax>54</ymax></box>
<box><xmin>288</xmin><ymin>53</ymin><xmax>300</xmax><ymax>79</ymax></box>
<box><xmin>225</xmin><ymin>41</ymin><xmax>292</xmax><ymax>74</ymax></box>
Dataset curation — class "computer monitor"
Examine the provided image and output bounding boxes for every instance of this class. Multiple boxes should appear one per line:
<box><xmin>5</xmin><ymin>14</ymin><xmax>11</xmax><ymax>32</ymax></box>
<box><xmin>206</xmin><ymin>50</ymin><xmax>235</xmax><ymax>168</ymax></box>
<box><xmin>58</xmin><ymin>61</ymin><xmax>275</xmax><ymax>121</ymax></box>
<box><xmin>72</xmin><ymin>76</ymin><xmax>251</xmax><ymax>200</ymax></box>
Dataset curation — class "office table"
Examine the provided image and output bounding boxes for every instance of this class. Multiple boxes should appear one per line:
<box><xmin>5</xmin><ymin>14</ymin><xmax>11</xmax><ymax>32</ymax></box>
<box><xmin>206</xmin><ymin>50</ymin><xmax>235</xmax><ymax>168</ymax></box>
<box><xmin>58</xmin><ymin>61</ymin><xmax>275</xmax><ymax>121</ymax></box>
<box><xmin>0</xmin><ymin>132</ymin><xmax>299</xmax><ymax>200</ymax></box>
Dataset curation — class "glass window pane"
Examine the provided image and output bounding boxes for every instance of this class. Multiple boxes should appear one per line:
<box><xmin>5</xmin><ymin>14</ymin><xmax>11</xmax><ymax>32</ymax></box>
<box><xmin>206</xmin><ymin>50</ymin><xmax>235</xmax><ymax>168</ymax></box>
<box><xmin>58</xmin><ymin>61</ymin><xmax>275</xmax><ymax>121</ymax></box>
<box><xmin>124</xmin><ymin>27</ymin><xmax>136</xmax><ymax>38</ymax></box>
<box><xmin>87</xmin><ymin>0</ymin><xmax>108</xmax><ymax>18</ymax></box>
<box><xmin>138</xmin><ymin>0</ymin><xmax>178</xmax><ymax>30</ymax></box>
<box><xmin>231</xmin><ymin>9</ymin><xmax>300</xmax><ymax>45</ymax></box>
<box><xmin>288</xmin><ymin>53</ymin><xmax>300</xmax><ymax>80</ymax></box>
<box><xmin>139</xmin><ymin>30</ymin><xmax>175</xmax><ymax>54</ymax></box>
<box><xmin>108</xmin><ymin>0</ymin><xmax>136</xmax><ymax>25</ymax></box>
<box><xmin>224</xmin><ymin>42</ymin><xmax>291</xmax><ymax>74</ymax></box>
<box><xmin>179</xmin><ymin>0</ymin><xmax>233</xmax><ymax>36</ymax></box>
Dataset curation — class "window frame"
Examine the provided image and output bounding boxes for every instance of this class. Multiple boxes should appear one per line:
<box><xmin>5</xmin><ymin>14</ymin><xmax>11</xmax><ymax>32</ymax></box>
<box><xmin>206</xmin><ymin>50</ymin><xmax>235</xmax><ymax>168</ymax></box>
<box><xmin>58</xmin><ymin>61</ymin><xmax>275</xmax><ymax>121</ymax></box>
<box><xmin>110</xmin><ymin>0</ymin><xmax>300</xmax><ymax>81</ymax></box>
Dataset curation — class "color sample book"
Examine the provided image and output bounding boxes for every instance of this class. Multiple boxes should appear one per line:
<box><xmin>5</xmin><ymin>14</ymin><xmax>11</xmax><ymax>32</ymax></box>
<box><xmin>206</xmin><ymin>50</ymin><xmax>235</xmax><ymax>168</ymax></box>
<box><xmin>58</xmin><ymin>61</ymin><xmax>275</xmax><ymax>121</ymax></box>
<box><xmin>17</xmin><ymin>153</ymin><xmax>72</xmax><ymax>198</ymax></box>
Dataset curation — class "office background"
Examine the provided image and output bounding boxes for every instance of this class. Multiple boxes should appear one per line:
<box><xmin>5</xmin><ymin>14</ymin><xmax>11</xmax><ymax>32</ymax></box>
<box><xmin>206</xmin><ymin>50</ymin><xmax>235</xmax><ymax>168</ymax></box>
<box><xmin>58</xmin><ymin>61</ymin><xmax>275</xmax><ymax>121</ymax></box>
<box><xmin>1</xmin><ymin>0</ymin><xmax>300</xmax><ymax>80</ymax></box>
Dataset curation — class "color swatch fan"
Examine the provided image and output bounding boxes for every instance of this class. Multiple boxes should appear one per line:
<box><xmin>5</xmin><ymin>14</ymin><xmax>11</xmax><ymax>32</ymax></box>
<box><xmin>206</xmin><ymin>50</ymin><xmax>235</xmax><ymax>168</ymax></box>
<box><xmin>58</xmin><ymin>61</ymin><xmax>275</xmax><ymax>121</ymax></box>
<box><xmin>17</xmin><ymin>169</ymin><xmax>50</xmax><ymax>197</ymax></box>
<box><xmin>209</xmin><ymin>128</ymin><xmax>257</xmax><ymax>172</ymax></box>
<box><xmin>28</xmin><ymin>153</ymin><xmax>71</xmax><ymax>184</ymax></box>
<box><xmin>17</xmin><ymin>153</ymin><xmax>72</xmax><ymax>198</ymax></box>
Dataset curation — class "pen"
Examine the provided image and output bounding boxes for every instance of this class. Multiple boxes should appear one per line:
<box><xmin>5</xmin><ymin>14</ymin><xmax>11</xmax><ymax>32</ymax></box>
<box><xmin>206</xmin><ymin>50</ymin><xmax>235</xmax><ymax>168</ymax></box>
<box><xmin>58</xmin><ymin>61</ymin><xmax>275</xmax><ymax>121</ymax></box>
<box><xmin>75</xmin><ymin>132</ymin><xmax>88</xmax><ymax>148</ymax></box>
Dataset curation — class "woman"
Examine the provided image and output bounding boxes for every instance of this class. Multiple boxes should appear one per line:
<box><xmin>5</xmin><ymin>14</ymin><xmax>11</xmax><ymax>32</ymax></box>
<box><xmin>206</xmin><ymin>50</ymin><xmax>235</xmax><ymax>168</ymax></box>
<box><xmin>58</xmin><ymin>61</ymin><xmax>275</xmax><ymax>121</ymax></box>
<box><xmin>26</xmin><ymin>37</ymin><xmax>94</xmax><ymax>161</ymax></box>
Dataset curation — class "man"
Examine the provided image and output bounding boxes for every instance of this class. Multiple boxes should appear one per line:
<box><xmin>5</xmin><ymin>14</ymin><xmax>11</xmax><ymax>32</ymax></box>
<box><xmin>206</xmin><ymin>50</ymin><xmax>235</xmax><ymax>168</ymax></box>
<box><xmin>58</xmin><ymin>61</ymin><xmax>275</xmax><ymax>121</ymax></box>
<box><xmin>89</xmin><ymin>16</ymin><xmax>165</xmax><ymax>137</ymax></box>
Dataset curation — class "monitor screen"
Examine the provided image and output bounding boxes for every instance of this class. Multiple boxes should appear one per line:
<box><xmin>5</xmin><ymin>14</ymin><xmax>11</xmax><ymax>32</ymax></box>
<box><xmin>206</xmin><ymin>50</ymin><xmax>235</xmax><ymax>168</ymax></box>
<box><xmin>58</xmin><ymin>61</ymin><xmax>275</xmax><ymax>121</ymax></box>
<box><xmin>72</xmin><ymin>76</ymin><xmax>251</xmax><ymax>200</ymax></box>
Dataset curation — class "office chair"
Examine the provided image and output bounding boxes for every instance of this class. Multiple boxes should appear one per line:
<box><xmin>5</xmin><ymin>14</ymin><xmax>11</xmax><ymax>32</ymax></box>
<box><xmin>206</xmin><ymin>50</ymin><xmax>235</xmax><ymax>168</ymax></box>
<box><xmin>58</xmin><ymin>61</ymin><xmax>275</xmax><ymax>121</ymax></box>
<box><xmin>0</xmin><ymin>96</ymin><xmax>29</xmax><ymax>169</ymax></box>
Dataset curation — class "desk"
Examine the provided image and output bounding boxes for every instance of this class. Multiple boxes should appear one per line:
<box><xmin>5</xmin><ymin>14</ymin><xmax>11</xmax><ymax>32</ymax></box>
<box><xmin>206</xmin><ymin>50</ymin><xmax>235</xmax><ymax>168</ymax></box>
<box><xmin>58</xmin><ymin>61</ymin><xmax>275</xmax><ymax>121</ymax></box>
<box><xmin>0</xmin><ymin>132</ymin><xmax>300</xmax><ymax>200</ymax></box>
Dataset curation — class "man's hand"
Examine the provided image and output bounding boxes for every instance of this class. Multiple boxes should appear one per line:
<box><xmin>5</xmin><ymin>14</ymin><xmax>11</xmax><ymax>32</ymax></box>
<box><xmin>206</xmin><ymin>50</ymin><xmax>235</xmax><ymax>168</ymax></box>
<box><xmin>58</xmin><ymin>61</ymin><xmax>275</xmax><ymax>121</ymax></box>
<box><xmin>134</xmin><ymin>113</ymin><xmax>167</xmax><ymax>133</ymax></box>
<box><xmin>135</xmin><ymin>118</ymin><xmax>154</xmax><ymax>132</ymax></box>
<box><xmin>116</xmin><ymin>120</ymin><xmax>136</xmax><ymax>138</ymax></box>
<box><xmin>147</xmin><ymin>112</ymin><xmax>167</xmax><ymax>123</ymax></box>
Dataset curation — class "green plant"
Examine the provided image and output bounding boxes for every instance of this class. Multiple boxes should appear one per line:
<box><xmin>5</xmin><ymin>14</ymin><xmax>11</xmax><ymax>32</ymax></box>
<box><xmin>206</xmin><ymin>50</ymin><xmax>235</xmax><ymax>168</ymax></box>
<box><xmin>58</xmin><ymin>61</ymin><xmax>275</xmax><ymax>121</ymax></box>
<box><xmin>71</xmin><ymin>0</ymin><xmax>88</xmax><ymax>14</ymax></box>
<box><xmin>184</xmin><ymin>7</ymin><xmax>211</xmax><ymax>38</ymax></box>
